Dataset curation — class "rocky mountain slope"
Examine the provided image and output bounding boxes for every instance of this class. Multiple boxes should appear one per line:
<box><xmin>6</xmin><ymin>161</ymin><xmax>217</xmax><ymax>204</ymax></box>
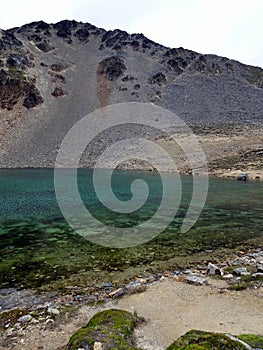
<box><xmin>0</xmin><ymin>20</ymin><xmax>262</xmax><ymax>173</ymax></box>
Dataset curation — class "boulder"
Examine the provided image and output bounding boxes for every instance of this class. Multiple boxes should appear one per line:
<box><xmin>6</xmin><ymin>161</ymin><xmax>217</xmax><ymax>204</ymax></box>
<box><xmin>207</xmin><ymin>262</ymin><xmax>224</xmax><ymax>276</ymax></box>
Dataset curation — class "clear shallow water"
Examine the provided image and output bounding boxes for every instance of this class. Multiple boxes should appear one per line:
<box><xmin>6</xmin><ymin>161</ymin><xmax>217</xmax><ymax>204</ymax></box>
<box><xmin>0</xmin><ymin>169</ymin><xmax>262</xmax><ymax>290</ymax></box>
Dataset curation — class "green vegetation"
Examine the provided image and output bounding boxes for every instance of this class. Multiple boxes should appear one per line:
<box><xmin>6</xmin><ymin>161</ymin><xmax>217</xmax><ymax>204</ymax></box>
<box><xmin>66</xmin><ymin>309</ymin><xmax>144</xmax><ymax>350</ymax></box>
<box><xmin>166</xmin><ymin>330</ymin><xmax>247</xmax><ymax>350</ymax></box>
<box><xmin>237</xmin><ymin>334</ymin><xmax>263</xmax><ymax>348</ymax></box>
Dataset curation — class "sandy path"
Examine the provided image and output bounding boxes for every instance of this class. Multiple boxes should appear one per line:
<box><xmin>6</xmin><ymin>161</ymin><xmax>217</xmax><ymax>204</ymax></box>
<box><xmin>117</xmin><ymin>278</ymin><xmax>263</xmax><ymax>349</ymax></box>
<box><xmin>1</xmin><ymin>278</ymin><xmax>263</xmax><ymax>350</ymax></box>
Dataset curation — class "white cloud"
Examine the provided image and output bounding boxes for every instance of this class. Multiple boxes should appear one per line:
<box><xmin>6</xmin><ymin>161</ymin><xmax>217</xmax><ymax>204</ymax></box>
<box><xmin>0</xmin><ymin>0</ymin><xmax>262</xmax><ymax>67</ymax></box>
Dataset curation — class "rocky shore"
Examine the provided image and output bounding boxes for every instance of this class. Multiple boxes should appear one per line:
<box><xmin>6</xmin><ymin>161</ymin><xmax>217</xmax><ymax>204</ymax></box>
<box><xmin>1</xmin><ymin>248</ymin><xmax>263</xmax><ymax>349</ymax></box>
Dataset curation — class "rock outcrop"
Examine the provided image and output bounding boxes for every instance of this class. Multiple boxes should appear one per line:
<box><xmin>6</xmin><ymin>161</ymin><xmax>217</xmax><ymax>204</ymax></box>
<box><xmin>0</xmin><ymin>20</ymin><xmax>262</xmax><ymax>168</ymax></box>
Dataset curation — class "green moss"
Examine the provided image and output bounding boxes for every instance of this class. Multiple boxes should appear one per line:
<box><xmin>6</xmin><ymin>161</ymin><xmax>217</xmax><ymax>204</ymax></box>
<box><xmin>237</xmin><ymin>334</ymin><xmax>263</xmax><ymax>348</ymax></box>
<box><xmin>166</xmin><ymin>330</ymin><xmax>247</xmax><ymax>350</ymax></box>
<box><xmin>228</xmin><ymin>283</ymin><xmax>249</xmax><ymax>291</ymax></box>
<box><xmin>66</xmin><ymin>309</ymin><xmax>144</xmax><ymax>350</ymax></box>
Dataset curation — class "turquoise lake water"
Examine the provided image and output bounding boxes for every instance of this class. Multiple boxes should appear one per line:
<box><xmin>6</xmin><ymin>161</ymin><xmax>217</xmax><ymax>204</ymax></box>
<box><xmin>0</xmin><ymin>169</ymin><xmax>262</xmax><ymax>289</ymax></box>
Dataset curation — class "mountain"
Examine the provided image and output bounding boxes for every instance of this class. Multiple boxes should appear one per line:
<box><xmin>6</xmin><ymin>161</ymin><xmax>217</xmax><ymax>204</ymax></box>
<box><xmin>0</xmin><ymin>20</ymin><xmax>262</xmax><ymax>175</ymax></box>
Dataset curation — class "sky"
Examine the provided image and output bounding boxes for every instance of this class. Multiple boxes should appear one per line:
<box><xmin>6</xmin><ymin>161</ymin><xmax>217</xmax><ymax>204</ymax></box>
<box><xmin>1</xmin><ymin>0</ymin><xmax>263</xmax><ymax>68</ymax></box>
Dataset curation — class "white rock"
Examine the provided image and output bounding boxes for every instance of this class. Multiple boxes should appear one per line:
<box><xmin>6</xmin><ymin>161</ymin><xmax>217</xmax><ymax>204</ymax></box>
<box><xmin>207</xmin><ymin>263</ymin><xmax>224</xmax><ymax>276</ymax></box>
<box><xmin>233</xmin><ymin>267</ymin><xmax>250</xmax><ymax>276</ymax></box>
<box><xmin>47</xmin><ymin>307</ymin><xmax>60</xmax><ymax>315</ymax></box>
<box><xmin>94</xmin><ymin>342</ymin><xmax>103</xmax><ymax>350</ymax></box>
<box><xmin>185</xmin><ymin>276</ymin><xmax>207</xmax><ymax>286</ymax></box>
<box><xmin>17</xmin><ymin>314</ymin><xmax>33</xmax><ymax>323</ymax></box>
<box><xmin>223</xmin><ymin>274</ymin><xmax>233</xmax><ymax>279</ymax></box>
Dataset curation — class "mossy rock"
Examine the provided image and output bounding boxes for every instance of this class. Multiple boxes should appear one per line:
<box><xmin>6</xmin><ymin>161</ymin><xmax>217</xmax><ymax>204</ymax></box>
<box><xmin>237</xmin><ymin>334</ymin><xmax>263</xmax><ymax>348</ymax></box>
<box><xmin>166</xmin><ymin>330</ymin><xmax>247</xmax><ymax>349</ymax></box>
<box><xmin>66</xmin><ymin>309</ymin><xmax>143</xmax><ymax>350</ymax></box>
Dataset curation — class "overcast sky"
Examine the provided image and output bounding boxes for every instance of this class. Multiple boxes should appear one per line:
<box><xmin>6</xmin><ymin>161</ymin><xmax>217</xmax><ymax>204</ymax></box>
<box><xmin>1</xmin><ymin>0</ymin><xmax>262</xmax><ymax>68</ymax></box>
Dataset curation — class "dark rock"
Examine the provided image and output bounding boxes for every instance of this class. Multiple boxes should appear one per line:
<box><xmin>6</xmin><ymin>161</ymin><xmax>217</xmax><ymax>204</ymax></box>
<box><xmin>0</xmin><ymin>69</ymin><xmax>43</xmax><ymax>110</ymax></box>
<box><xmin>0</xmin><ymin>32</ymin><xmax>22</xmax><ymax>51</ymax></box>
<box><xmin>74</xmin><ymin>28</ymin><xmax>89</xmax><ymax>41</ymax></box>
<box><xmin>53</xmin><ymin>20</ymin><xmax>78</xmax><ymax>39</ymax></box>
<box><xmin>130</xmin><ymin>40</ymin><xmax>140</xmax><ymax>49</ymax></box>
<box><xmin>6</xmin><ymin>54</ymin><xmax>31</xmax><ymax>69</ymax></box>
<box><xmin>27</xmin><ymin>34</ymin><xmax>42</xmax><ymax>42</ymax></box>
<box><xmin>51</xmin><ymin>87</ymin><xmax>67</xmax><ymax>97</ymax></box>
<box><xmin>97</xmin><ymin>56</ymin><xmax>126</xmax><ymax>81</ymax></box>
<box><xmin>122</xmin><ymin>75</ymin><xmax>135</xmax><ymax>82</ymax></box>
<box><xmin>23</xmin><ymin>89</ymin><xmax>43</xmax><ymax>108</ymax></box>
<box><xmin>257</xmin><ymin>264</ymin><xmax>263</xmax><ymax>273</ymax></box>
<box><xmin>36</xmin><ymin>41</ymin><xmax>54</xmax><ymax>52</ymax></box>
<box><xmin>34</xmin><ymin>21</ymin><xmax>51</xmax><ymax>31</ymax></box>
<box><xmin>148</xmin><ymin>72</ymin><xmax>167</xmax><ymax>86</ymax></box>
<box><xmin>49</xmin><ymin>63</ymin><xmax>68</xmax><ymax>72</ymax></box>
<box><xmin>48</xmin><ymin>71</ymin><xmax>66</xmax><ymax>83</ymax></box>
<box><xmin>237</xmin><ymin>173</ymin><xmax>249</xmax><ymax>181</ymax></box>
<box><xmin>166</xmin><ymin>57</ymin><xmax>187</xmax><ymax>74</ymax></box>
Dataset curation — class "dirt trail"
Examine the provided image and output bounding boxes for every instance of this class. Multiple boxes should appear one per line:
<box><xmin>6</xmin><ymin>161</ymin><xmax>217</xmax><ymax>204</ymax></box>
<box><xmin>1</xmin><ymin>278</ymin><xmax>263</xmax><ymax>350</ymax></box>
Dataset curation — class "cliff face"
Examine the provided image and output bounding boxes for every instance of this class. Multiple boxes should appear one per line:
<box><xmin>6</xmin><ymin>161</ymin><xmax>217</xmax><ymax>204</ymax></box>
<box><xmin>0</xmin><ymin>20</ymin><xmax>262</xmax><ymax>168</ymax></box>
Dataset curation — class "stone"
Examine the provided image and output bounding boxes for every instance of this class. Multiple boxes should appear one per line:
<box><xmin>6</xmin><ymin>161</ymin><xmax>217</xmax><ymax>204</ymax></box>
<box><xmin>124</xmin><ymin>282</ymin><xmax>146</xmax><ymax>294</ymax></box>
<box><xmin>47</xmin><ymin>307</ymin><xmax>60</xmax><ymax>315</ymax></box>
<box><xmin>252</xmin><ymin>272</ymin><xmax>263</xmax><ymax>278</ymax></box>
<box><xmin>257</xmin><ymin>264</ymin><xmax>263</xmax><ymax>273</ymax></box>
<box><xmin>185</xmin><ymin>276</ymin><xmax>207</xmax><ymax>286</ymax></box>
<box><xmin>17</xmin><ymin>314</ymin><xmax>33</xmax><ymax>323</ymax></box>
<box><xmin>223</xmin><ymin>273</ymin><xmax>234</xmax><ymax>279</ymax></box>
<box><xmin>173</xmin><ymin>275</ymin><xmax>187</xmax><ymax>282</ymax></box>
<box><xmin>233</xmin><ymin>267</ymin><xmax>250</xmax><ymax>276</ymax></box>
<box><xmin>207</xmin><ymin>263</ymin><xmax>224</xmax><ymax>276</ymax></box>
<box><xmin>93</xmin><ymin>342</ymin><xmax>103</xmax><ymax>350</ymax></box>
<box><xmin>109</xmin><ymin>288</ymin><xmax>124</xmax><ymax>298</ymax></box>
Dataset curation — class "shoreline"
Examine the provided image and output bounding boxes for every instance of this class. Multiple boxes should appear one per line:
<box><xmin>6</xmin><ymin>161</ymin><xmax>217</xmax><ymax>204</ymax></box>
<box><xmin>1</xmin><ymin>247</ymin><xmax>263</xmax><ymax>349</ymax></box>
<box><xmin>0</xmin><ymin>166</ymin><xmax>262</xmax><ymax>181</ymax></box>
